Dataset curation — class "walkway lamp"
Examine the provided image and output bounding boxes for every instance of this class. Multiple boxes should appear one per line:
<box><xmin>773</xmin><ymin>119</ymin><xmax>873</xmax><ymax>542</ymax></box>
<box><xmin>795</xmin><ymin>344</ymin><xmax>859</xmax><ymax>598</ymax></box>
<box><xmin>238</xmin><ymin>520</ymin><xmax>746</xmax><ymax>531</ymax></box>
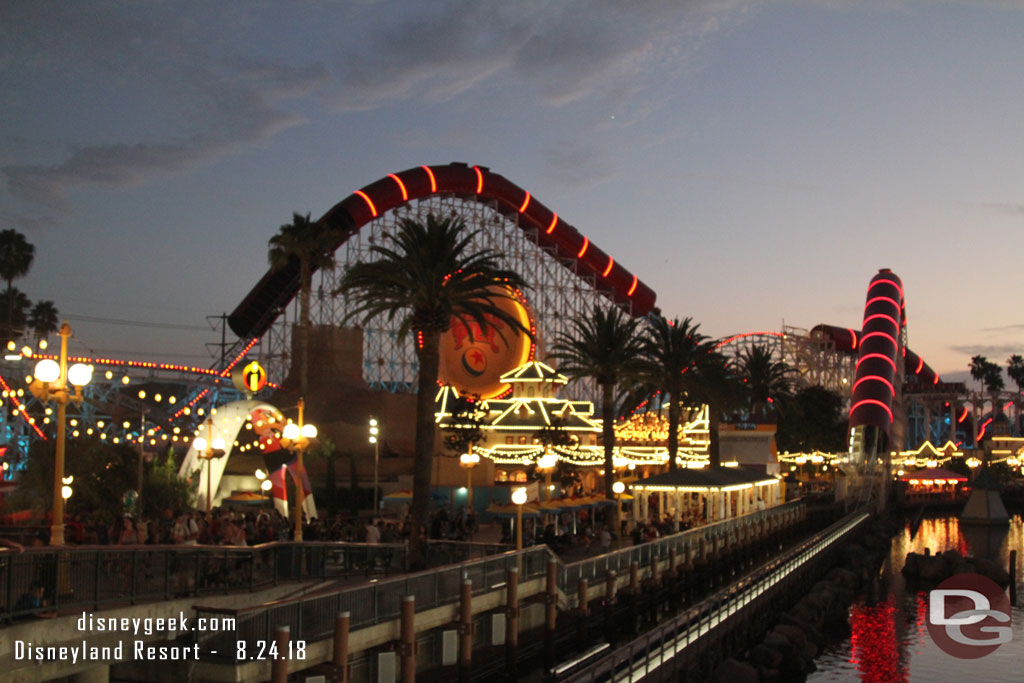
<box><xmin>31</xmin><ymin>322</ymin><xmax>92</xmax><ymax>546</ymax></box>
<box><xmin>537</xmin><ymin>449</ymin><xmax>557</xmax><ymax>501</ymax></box>
<box><xmin>193</xmin><ymin>417</ymin><xmax>226</xmax><ymax>514</ymax></box>
<box><xmin>511</xmin><ymin>486</ymin><xmax>528</xmax><ymax>550</ymax></box>
<box><xmin>369</xmin><ymin>418</ymin><xmax>380</xmax><ymax>513</ymax></box>
<box><xmin>280</xmin><ymin>398</ymin><xmax>317</xmax><ymax>541</ymax></box>
<box><xmin>460</xmin><ymin>448</ymin><xmax>480</xmax><ymax>510</ymax></box>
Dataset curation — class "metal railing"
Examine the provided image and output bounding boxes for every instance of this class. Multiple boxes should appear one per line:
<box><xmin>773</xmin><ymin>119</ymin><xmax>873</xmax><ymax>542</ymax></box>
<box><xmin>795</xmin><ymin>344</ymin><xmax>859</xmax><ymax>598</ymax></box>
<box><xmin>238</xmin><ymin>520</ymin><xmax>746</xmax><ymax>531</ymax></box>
<box><xmin>0</xmin><ymin>539</ymin><xmax>511</xmax><ymax>623</ymax></box>
<box><xmin>559</xmin><ymin>508</ymin><xmax>869</xmax><ymax>682</ymax></box>
<box><xmin>190</xmin><ymin>501</ymin><xmax>806</xmax><ymax>664</ymax></box>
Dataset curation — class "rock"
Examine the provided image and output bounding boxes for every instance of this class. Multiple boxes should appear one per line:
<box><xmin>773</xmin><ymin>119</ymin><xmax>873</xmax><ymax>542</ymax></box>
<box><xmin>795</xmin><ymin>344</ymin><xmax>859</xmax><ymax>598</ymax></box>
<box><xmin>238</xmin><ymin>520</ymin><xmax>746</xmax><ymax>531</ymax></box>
<box><xmin>918</xmin><ymin>555</ymin><xmax>951</xmax><ymax>581</ymax></box>
<box><xmin>749</xmin><ymin>644</ymin><xmax>782</xmax><ymax>669</ymax></box>
<box><xmin>902</xmin><ymin>552</ymin><xmax>922</xmax><ymax>577</ymax></box>
<box><xmin>974</xmin><ymin>557</ymin><xmax>1011</xmax><ymax>586</ymax></box>
<box><xmin>799</xmin><ymin>640</ymin><xmax>819</xmax><ymax>664</ymax></box>
<box><xmin>712</xmin><ymin>658</ymin><xmax>759</xmax><ymax>683</ymax></box>
<box><xmin>763</xmin><ymin>632</ymin><xmax>796</xmax><ymax>659</ymax></box>
<box><xmin>828</xmin><ymin>567</ymin><xmax>860</xmax><ymax>590</ymax></box>
<box><xmin>772</xmin><ymin>623</ymin><xmax>809</xmax><ymax>650</ymax></box>
<box><xmin>782</xmin><ymin>612</ymin><xmax>822</xmax><ymax>643</ymax></box>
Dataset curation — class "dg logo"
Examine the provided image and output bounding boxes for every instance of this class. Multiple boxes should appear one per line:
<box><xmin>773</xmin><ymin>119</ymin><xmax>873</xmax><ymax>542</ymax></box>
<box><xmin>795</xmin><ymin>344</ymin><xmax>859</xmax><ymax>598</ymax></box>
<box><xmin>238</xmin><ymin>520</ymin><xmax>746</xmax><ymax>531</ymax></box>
<box><xmin>927</xmin><ymin>573</ymin><xmax>1012</xmax><ymax>659</ymax></box>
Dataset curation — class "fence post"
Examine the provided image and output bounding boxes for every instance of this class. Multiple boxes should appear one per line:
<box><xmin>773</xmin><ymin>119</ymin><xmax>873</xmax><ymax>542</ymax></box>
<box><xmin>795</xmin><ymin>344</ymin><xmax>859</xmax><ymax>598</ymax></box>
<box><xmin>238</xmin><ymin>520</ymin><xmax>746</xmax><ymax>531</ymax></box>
<box><xmin>459</xmin><ymin>579</ymin><xmax>473</xmax><ymax>683</ymax></box>
<box><xmin>400</xmin><ymin>595</ymin><xmax>416</xmax><ymax>683</ymax></box>
<box><xmin>544</xmin><ymin>559</ymin><xmax>558</xmax><ymax>669</ymax></box>
<box><xmin>270</xmin><ymin>625</ymin><xmax>290</xmax><ymax>683</ymax></box>
<box><xmin>505</xmin><ymin>567</ymin><xmax>519</xmax><ymax>675</ymax></box>
<box><xmin>334</xmin><ymin>611</ymin><xmax>350</xmax><ymax>682</ymax></box>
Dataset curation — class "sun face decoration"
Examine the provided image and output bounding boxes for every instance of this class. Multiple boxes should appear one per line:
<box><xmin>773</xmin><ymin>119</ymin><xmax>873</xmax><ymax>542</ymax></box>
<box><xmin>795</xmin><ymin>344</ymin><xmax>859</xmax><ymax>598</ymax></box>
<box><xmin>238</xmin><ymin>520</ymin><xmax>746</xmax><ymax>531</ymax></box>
<box><xmin>438</xmin><ymin>286</ymin><xmax>534</xmax><ymax>399</ymax></box>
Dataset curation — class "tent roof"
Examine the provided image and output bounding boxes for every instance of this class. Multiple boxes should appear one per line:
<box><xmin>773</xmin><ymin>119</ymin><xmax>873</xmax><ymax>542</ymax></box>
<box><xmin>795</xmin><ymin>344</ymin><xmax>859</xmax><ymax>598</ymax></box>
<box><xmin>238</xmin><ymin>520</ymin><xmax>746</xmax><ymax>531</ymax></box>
<box><xmin>633</xmin><ymin>466</ymin><xmax>778</xmax><ymax>492</ymax></box>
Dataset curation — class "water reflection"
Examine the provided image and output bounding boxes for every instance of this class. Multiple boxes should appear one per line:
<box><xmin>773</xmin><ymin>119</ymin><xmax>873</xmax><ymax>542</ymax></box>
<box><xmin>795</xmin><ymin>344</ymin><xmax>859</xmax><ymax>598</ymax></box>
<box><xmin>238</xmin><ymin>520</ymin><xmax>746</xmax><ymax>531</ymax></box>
<box><xmin>809</xmin><ymin>514</ymin><xmax>1024</xmax><ymax>682</ymax></box>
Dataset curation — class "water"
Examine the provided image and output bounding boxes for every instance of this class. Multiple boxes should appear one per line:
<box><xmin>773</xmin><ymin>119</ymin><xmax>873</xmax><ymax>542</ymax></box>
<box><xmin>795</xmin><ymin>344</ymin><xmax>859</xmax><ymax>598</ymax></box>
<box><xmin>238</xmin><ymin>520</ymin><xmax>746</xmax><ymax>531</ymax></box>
<box><xmin>809</xmin><ymin>513</ymin><xmax>1024</xmax><ymax>682</ymax></box>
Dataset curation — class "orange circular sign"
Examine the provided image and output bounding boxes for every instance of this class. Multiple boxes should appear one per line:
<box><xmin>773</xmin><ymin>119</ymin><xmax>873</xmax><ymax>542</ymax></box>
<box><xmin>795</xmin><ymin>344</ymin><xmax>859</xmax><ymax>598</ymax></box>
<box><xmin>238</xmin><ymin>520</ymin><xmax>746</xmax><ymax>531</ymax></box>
<box><xmin>438</xmin><ymin>287</ymin><xmax>533</xmax><ymax>399</ymax></box>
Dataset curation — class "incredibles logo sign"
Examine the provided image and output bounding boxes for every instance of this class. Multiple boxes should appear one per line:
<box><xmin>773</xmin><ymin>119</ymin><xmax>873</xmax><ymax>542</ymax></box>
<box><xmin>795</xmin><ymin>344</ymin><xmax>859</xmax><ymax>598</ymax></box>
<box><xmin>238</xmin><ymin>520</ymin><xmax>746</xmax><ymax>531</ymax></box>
<box><xmin>232</xmin><ymin>361</ymin><xmax>268</xmax><ymax>394</ymax></box>
<box><xmin>438</xmin><ymin>287</ymin><xmax>533</xmax><ymax>400</ymax></box>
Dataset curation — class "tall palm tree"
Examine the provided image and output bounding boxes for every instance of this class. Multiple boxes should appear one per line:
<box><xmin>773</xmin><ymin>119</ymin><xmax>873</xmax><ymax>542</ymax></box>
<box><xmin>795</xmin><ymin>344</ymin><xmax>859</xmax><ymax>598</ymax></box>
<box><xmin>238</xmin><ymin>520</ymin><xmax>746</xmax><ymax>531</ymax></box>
<box><xmin>268</xmin><ymin>212</ymin><xmax>344</xmax><ymax>397</ymax></box>
<box><xmin>636</xmin><ymin>316</ymin><xmax>720</xmax><ymax>471</ymax></box>
<box><xmin>735</xmin><ymin>343</ymin><xmax>793</xmax><ymax>418</ymax></box>
<box><xmin>1008</xmin><ymin>354</ymin><xmax>1024</xmax><ymax>432</ymax></box>
<box><xmin>0</xmin><ymin>287</ymin><xmax>30</xmax><ymax>340</ymax></box>
<box><xmin>335</xmin><ymin>214</ymin><xmax>530</xmax><ymax>566</ymax></box>
<box><xmin>0</xmin><ymin>230</ymin><xmax>34</xmax><ymax>339</ymax></box>
<box><xmin>549</xmin><ymin>304</ymin><xmax>646</xmax><ymax>502</ymax></box>
<box><xmin>969</xmin><ymin>355</ymin><xmax>990</xmax><ymax>391</ymax></box>
<box><xmin>28</xmin><ymin>300</ymin><xmax>59</xmax><ymax>340</ymax></box>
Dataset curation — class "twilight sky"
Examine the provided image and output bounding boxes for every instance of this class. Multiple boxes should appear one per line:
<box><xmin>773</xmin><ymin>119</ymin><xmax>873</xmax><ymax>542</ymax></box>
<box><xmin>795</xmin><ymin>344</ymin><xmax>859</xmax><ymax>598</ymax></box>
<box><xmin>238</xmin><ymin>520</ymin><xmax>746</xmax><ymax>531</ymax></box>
<box><xmin>2</xmin><ymin>0</ymin><xmax>1022</xmax><ymax>383</ymax></box>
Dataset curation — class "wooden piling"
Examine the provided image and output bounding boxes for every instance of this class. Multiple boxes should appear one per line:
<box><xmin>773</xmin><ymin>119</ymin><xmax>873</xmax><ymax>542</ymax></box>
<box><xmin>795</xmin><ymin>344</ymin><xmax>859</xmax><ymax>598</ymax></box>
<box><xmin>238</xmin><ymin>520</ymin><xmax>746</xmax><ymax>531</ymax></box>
<box><xmin>270</xmin><ymin>625</ymin><xmax>289</xmax><ymax>683</ymax></box>
<box><xmin>333</xmin><ymin>611</ymin><xmax>350</xmax><ymax>683</ymax></box>
<box><xmin>506</xmin><ymin>567</ymin><xmax>519</xmax><ymax>673</ymax></box>
<box><xmin>401</xmin><ymin>595</ymin><xmax>416</xmax><ymax>683</ymax></box>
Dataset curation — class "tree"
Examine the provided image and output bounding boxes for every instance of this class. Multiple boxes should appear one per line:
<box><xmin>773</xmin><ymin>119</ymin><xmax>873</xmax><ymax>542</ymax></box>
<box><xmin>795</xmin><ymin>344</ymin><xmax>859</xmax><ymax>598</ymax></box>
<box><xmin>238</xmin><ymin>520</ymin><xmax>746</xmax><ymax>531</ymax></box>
<box><xmin>1008</xmin><ymin>355</ymin><xmax>1024</xmax><ymax>394</ymax></box>
<box><xmin>28</xmin><ymin>300</ymin><xmax>59</xmax><ymax>340</ymax></box>
<box><xmin>268</xmin><ymin>212</ymin><xmax>344</xmax><ymax>397</ymax></box>
<box><xmin>549</xmin><ymin>304</ymin><xmax>646</xmax><ymax>503</ymax></box>
<box><xmin>735</xmin><ymin>343</ymin><xmax>793</xmax><ymax>417</ymax></box>
<box><xmin>0</xmin><ymin>229</ymin><xmax>34</xmax><ymax>340</ymax></box>
<box><xmin>0</xmin><ymin>287</ymin><xmax>31</xmax><ymax>339</ymax></box>
<box><xmin>775</xmin><ymin>386</ymin><xmax>847</xmax><ymax>453</ymax></box>
<box><xmin>335</xmin><ymin>214</ymin><xmax>530</xmax><ymax>567</ymax></box>
<box><xmin>969</xmin><ymin>355</ymin><xmax>990</xmax><ymax>390</ymax></box>
<box><xmin>441</xmin><ymin>393</ymin><xmax>487</xmax><ymax>458</ymax></box>
<box><xmin>636</xmin><ymin>316</ymin><xmax>720</xmax><ymax>471</ymax></box>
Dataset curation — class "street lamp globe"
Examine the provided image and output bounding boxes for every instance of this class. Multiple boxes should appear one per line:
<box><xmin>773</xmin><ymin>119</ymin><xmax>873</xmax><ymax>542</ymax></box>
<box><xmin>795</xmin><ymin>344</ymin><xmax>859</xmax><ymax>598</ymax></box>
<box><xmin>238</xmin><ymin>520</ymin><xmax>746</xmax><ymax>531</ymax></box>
<box><xmin>300</xmin><ymin>423</ymin><xmax>318</xmax><ymax>439</ymax></box>
<box><xmin>34</xmin><ymin>359</ymin><xmax>60</xmax><ymax>383</ymax></box>
<box><xmin>193</xmin><ymin>436</ymin><xmax>207</xmax><ymax>451</ymax></box>
<box><xmin>537</xmin><ymin>452</ymin><xmax>557</xmax><ymax>471</ymax></box>
<box><xmin>283</xmin><ymin>423</ymin><xmax>300</xmax><ymax>440</ymax></box>
<box><xmin>211</xmin><ymin>437</ymin><xmax>226</xmax><ymax>451</ymax></box>
<box><xmin>67</xmin><ymin>363</ymin><xmax>93</xmax><ymax>387</ymax></box>
<box><xmin>260</xmin><ymin>479</ymin><xmax>272</xmax><ymax>492</ymax></box>
<box><xmin>511</xmin><ymin>488</ymin><xmax>527</xmax><ymax>506</ymax></box>
<box><xmin>612</xmin><ymin>481</ymin><xmax>626</xmax><ymax>495</ymax></box>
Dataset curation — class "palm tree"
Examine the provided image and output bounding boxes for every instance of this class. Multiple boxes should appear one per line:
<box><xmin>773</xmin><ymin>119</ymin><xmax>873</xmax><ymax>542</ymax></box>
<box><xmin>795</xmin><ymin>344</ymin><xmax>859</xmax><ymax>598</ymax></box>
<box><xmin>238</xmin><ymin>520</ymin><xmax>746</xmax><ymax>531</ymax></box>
<box><xmin>268</xmin><ymin>212</ymin><xmax>344</xmax><ymax>397</ymax></box>
<box><xmin>28</xmin><ymin>300</ymin><xmax>59</xmax><ymax>340</ymax></box>
<box><xmin>636</xmin><ymin>316</ymin><xmax>720</xmax><ymax>471</ymax></box>
<box><xmin>735</xmin><ymin>343</ymin><xmax>793</xmax><ymax>418</ymax></box>
<box><xmin>0</xmin><ymin>287</ymin><xmax>30</xmax><ymax>340</ymax></box>
<box><xmin>969</xmin><ymin>355</ymin><xmax>989</xmax><ymax>390</ymax></box>
<box><xmin>0</xmin><ymin>230</ymin><xmax>34</xmax><ymax>339</ymax></box>
<box><xmin>335</xmin><ymin>214</ymin><xmax>530</xmax><ymax>566</ymax></box>
<box><xmin>549</xmin><ymin>304</ymin><xmax>646</xmax><ymax>503</ymax></box>
<box><xmin>1008</xmin><ymin>354</ymin><xmax>1024</xmax><ymax>433</ymax></box>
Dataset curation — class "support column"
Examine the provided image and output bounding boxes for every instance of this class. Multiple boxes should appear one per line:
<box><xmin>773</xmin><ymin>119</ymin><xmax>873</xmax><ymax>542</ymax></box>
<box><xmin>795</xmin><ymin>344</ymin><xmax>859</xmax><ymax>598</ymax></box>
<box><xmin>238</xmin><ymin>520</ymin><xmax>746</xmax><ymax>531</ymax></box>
<box><xmin>334</xmin><ymin>611</ymin><xmax>350</xmax><ymax>683</ymax></box>
<box><xmin>544</xmin><ymin>559</ymin><xmax>558</xmax><ymax>669</ymax></box>
<box><xmin>271</xmin><ymin>625</ymin><xmax>290</xmax><ymax>683</ymax></box>
<box><xmin>505</xmin><ymin>567</ymin><xmax>519</xmax><ymax>674</ymax></box>
<box><xmin>459</xmin><ymin>579</ymin><xmax>472</xmax><ymax>683</ymax></box>
<box><xmin>577</xmin><ymin>579</ymin><xmax>589</xmax><ymax>642</ymax></box>
<box><xmin>401</xmin><ymin>595</ymin><xmax>416</xmax><ymax>683</ymax></box>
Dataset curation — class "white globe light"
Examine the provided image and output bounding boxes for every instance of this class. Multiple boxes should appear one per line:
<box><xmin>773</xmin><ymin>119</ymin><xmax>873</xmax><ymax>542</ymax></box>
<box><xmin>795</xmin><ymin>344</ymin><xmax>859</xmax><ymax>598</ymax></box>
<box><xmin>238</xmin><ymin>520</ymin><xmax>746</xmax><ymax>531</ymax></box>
<box><xmin>34</xmin><ymin>359</ymin><xmax>60</xmax><ymax>383</ymax></box>
<box><xmin>301</xmin><ymin>423</ymin><xmax>318</xmax><ymax>439</ymax></box>
<box><xmin>537</xmin><ymin>453</ymin><xmax>557</xmax><ymax>470</ymax></box>
<box><xmin>255</xmin><ymin>469</ymin><xmax>267</xmax><ymax>480</ymax></box>
<box><xmin>260</xmin><ymin>479</ymin><xmax>272</xmax><ymax>492</ymax></box>
<box><xmin>193</xmin><ymin>437</ymin><xmax>208</xmax><ymax>452</ymax></box>
<box><xmin>61</xmin><ymin>485</ymin><xmax>73</xmax><ymax>499</ymax></box>
<box><xmin>282</xmin><ymin>423</ymin><xmax>300</xmax><ymax>440</ymax></box>
<box><xmin>460</xmin><ymin>452</ymin><xmax>480</xmax><ymax>466</ymax></box>
<box><xmin>211</xmin><ymin>437</ymin><xmax>226</xmax><ymax>451</ymax></box>
<box><xmin>369</xmin><ymin>435</ymin><xmax>377</xmax><ymax>444</ymax></box>
<box><xmin>67</xmin><ymin>363</ymin><xmax>93</xmax><ymax>387</ymax></box>
<box><xmin>511</xmin><ymin>488</ymin><xmax>527</xmax><ymax>505</ymax></box>
<box><xmin>369</xmin><ymin>418</ymin><xmax>378</xmax><ymax>427</ymax></box>
<box><xmin>612</xmin><ymin>481</ymin><xmax>625</xmax><ymax>495</ymax></box>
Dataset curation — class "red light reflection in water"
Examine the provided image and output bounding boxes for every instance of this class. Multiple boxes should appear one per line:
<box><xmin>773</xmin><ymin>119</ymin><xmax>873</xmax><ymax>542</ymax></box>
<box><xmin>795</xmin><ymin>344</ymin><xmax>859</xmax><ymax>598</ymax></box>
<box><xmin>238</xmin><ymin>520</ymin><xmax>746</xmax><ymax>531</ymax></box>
<box><xmin>849</xmin><ymin>597</ymin><xmax>907</xmax><ymax>682</ymax></box>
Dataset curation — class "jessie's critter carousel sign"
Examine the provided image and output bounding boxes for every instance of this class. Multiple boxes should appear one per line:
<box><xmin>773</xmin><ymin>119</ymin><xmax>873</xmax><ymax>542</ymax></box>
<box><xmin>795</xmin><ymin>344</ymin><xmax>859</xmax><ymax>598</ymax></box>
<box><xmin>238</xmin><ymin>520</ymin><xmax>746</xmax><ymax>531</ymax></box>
<box><xmin>439</xmin><ymin>287</ymin><xmax>534</xmax><ymax>400</ymax></box>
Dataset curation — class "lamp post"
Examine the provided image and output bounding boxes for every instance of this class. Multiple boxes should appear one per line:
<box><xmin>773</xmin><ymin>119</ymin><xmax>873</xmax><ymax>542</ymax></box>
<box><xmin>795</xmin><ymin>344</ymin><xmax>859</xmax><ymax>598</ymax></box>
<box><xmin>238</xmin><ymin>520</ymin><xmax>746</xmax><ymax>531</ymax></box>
<box><xmin>31</xmin><ymin>322</ymin><xmax>92</xmax><ymax>546</ymax></box>
<box><xmin>511</xmin><ymin>487</ymin><xmax>527</xmax><ymax>550</ymax></box>
<box><xmin>537</xmin><ymin>448</ymin><xmax>557</xmax><ymax>501</ymax></box>
<box><xmin>369</xmin><ymin>418</ymin><xmax>380</xmax><ymax>514</ymax></box>
<box><xmin>193</xmin><ymin>417</ymin><xmax>226</xmax><ymax>514</ymax></box>
<box><xmin>280</xmin><ymin>398</ymin><xmax>317</xmax><ymax>542</ymax></box>
<box><xmin>460</xmin><ymin>447</ymin><xmax>480</xmax><ymax>511</ymax></box>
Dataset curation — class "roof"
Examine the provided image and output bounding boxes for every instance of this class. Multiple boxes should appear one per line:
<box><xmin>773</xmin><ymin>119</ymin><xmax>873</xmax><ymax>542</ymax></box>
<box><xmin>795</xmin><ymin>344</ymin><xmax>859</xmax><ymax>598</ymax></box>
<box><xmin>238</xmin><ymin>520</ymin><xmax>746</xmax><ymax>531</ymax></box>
<box><xmin>898</xmin><ymin>467</ymin><xmax>967</xmax><ymax>482</ymax></box>
<box><xmin>633</xmin><ymin>466</ymin><xmax>778</xmax><ymax>492</ymax></box>
<box><xmin>499</xmin><ymin>361</ymin><xmax>567</xmax><ymax>384</ymax></box>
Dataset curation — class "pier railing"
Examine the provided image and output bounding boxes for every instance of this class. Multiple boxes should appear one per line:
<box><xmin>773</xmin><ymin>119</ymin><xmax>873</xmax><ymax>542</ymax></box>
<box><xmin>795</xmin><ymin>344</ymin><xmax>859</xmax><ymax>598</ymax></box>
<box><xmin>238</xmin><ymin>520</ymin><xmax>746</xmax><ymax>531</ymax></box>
<box><xmin>0</xmin><ymin>538</ymin><xmax>509</xmax><ymax>623</ymax></box>
<box><xmin>190</xmin><ymin>500</ymin><xmax>806</xmax><ymax>664</ymax></box>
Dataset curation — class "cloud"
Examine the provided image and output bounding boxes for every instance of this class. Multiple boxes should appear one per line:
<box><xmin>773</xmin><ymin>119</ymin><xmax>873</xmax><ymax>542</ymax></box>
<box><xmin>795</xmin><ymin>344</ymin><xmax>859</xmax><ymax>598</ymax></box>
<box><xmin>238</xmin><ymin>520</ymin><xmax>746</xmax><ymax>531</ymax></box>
<box><xmin>542</xmin><ymin>143</ymin><xmax>617</xmax><ymax>188</ymax></box>
<box><xmin>978</xmin><ymin>323</ymin><xmax>1024</xmax><ymax>334</ymax></box>
<box><xmin>1</xmin><ymin>3</ymin><xmax>329</xmax><ymax>210</ymax></box>
<box><xmin>948</xmin><ymin>344</ymin><xmax>1022</xmax><ymax>358</ymax></box>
